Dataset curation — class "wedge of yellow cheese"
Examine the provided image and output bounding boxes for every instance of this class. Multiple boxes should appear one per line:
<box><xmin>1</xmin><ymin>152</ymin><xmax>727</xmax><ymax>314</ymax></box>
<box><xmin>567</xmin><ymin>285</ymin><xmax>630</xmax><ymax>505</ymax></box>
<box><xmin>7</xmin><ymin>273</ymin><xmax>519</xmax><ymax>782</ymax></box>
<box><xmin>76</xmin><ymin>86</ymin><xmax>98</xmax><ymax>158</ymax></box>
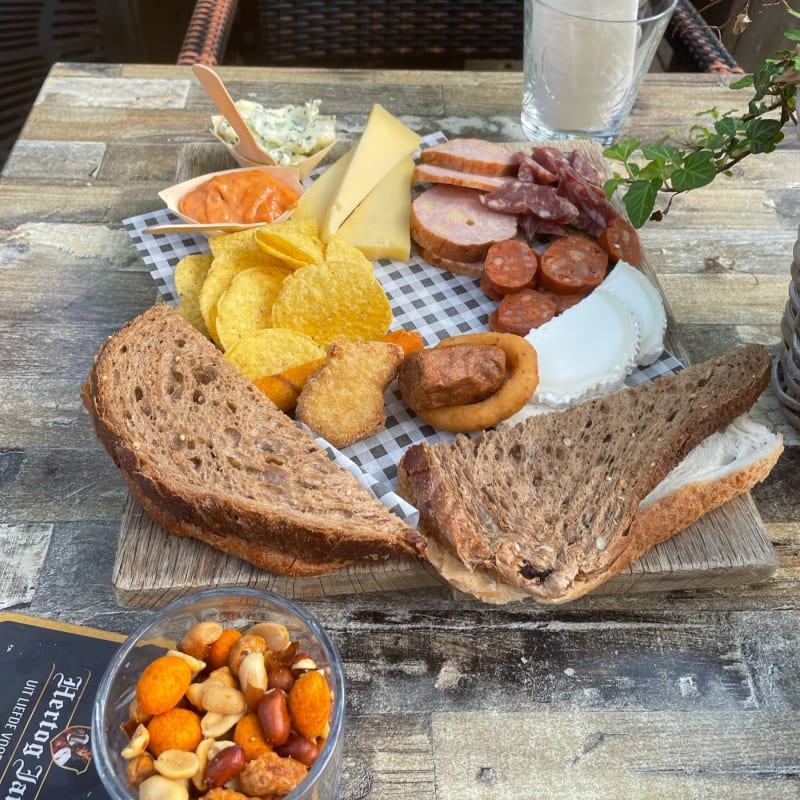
<box><xmin>291</xmin><ymin>147</ymin><xmax>355</xmax><ymax>231</ymax></box>
<box><xmin>336</xmin><ymin>156</ymin><xmax>415</xmax><ymax>261</ymax></box>
<box><xmin>320</xmin><ymin>104</ymin><xmax>421</xmax><ymax>240</ymax></box>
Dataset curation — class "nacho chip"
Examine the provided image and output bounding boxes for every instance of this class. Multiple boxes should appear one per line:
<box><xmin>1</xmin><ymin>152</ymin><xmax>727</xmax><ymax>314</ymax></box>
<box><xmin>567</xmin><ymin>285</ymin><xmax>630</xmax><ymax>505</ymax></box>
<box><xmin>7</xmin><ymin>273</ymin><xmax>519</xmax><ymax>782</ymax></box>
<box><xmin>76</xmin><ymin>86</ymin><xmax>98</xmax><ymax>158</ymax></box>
<box><xmin>215</xmin><ymin>265</ymin><xmax>290</xmax><ymax>351</ymax></box>
<box><xmin>271</xmin><ymin>259</ymin><xmax>392</xmax><ymax>347</ymax></box>
<box><xmin>254</xmin><ymin>217</ymin><xmax>325</xmax><ymax>270</ymax></box>
<box><xmin>174</xmin><ymin>253</ymin><xmax>213</xmax><ymax>338</ymax></box>
<box><xmin>324</xmin><ymin>235</ymin><xmax>373</xmax><ymax>270</ymax></box>
<box><xmin>225</xmin><ymin>327</ymin><xmax>325</xmax><ymax>380</ymax></box>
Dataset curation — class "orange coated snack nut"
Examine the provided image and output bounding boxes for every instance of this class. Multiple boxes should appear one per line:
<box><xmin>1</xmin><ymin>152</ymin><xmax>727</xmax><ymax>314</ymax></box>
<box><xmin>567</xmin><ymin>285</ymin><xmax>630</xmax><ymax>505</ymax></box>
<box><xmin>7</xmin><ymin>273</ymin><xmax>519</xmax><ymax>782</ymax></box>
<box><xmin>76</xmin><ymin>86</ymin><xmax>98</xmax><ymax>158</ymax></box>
<box><xmin>119</xmin><ymin>618</ymin><xmax>334</xmax><ymax>799</ymax></box>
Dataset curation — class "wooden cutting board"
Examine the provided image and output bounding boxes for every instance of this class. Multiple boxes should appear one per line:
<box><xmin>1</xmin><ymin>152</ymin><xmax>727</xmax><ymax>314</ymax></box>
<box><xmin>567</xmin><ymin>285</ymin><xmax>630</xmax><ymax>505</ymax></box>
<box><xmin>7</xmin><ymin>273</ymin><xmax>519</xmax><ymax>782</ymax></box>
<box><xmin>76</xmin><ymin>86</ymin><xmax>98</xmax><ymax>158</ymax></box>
<box><xmin>111</xmin><ymin>140</ymin><xmax>778</xmax><ymax>609</ymax></box>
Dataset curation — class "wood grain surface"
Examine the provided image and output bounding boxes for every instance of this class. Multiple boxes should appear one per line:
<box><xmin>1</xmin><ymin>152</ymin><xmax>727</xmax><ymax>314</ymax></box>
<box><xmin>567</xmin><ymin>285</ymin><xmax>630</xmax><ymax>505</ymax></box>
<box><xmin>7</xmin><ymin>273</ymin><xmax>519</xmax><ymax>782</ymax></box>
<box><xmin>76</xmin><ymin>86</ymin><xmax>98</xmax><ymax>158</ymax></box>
<box><xmin>2</xmin><ymin>64</ymin><xmax>799</xmax><ymax>799</ymax></box>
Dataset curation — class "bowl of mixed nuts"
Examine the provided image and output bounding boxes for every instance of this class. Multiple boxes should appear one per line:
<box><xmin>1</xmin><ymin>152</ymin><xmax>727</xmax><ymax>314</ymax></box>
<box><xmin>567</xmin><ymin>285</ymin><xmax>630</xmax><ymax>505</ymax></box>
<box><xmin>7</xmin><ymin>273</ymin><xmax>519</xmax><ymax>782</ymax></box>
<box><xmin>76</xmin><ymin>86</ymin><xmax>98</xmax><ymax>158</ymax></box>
<box><xmin>92</xmin><ymin>588</ymin><xmax>345</xmax><ymax>799</ymax></box>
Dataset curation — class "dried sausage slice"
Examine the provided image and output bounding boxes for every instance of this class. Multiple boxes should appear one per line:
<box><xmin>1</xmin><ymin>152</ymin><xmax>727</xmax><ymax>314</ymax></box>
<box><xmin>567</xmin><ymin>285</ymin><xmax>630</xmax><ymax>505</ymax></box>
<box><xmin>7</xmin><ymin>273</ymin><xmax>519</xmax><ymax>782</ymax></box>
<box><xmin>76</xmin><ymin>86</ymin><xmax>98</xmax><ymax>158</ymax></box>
<box><xmin>481</xmin><ymin>182</ymin><xmax>579</xmax><ymax>224</ymax></box>
<box><xmin>411</xmin><ymin>184</ymin><xmax>519</xmax><ymax>264</ymax></box>
<box><xmin>482</xmin><ymin>240</ymin><xmax>538</xmax><ymax>296</ymax></box>
<box><xmin>489</xmin><ymin>289</ymin><xmax>557</xmax><ymax>336</ymax></box>
<box><xmin>419</xmin><ymin>138</ymin><xmax>517</xmax><ymax>176</ymax></box>
<box><xmin>539</xmin><ymin>235</ymin><xmax>609</xmax><ymax>294</ymax></box>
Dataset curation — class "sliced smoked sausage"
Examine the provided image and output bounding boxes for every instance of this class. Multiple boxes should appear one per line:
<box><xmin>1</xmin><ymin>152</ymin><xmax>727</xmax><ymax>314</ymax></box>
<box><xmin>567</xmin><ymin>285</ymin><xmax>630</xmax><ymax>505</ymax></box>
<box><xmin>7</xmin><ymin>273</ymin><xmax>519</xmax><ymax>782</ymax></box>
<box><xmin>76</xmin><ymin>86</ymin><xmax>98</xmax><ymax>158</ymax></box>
<box><xmin>538</xmin><ymin>235</ymin><xmax>609</xmax><ymax>294</ymax></box>
<box><xmin>481</xmin><ymin>239</ymin><xmax>538</xmax><ymax>297</ymax></box>
<box><xmin>419</xmin><ymin>138</ymin><xmax>517</xmax><ymax>176</ymax></box>
<box><xmin>489</xmin><ymin>289</ymin><xmax>557</xmax><ymax>336</ymax></box>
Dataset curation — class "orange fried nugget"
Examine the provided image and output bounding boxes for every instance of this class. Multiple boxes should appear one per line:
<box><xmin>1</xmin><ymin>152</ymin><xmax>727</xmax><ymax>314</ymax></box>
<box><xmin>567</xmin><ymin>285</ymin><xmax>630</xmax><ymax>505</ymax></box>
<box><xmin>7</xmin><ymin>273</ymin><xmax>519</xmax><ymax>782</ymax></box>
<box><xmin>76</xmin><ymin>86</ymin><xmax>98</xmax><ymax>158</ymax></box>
<box><xmin>295</xmin><ymin>340</ymin><xmax>404</xmax><ymax>448</ymax></box>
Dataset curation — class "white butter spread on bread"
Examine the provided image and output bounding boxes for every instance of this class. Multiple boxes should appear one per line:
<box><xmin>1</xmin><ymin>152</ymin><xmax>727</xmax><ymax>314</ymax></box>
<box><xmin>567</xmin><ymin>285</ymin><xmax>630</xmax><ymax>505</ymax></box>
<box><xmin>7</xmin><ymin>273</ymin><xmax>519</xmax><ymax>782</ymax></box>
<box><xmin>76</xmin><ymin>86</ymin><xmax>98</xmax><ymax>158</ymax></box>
<box><xmin>597</xmin><ymin>261</ymin><xmax>667</xmax><ymax>366</ymax></box>
<box><xmin>524</xmin><ymin>291</ymin><xmax>640</xmax><ymax>410</ymax></box>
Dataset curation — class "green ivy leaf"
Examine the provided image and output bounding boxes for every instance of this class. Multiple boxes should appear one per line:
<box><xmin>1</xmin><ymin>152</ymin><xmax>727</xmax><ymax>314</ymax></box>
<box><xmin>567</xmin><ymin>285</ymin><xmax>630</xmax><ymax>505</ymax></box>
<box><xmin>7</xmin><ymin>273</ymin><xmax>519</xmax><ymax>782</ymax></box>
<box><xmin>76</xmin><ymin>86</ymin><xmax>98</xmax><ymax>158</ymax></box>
<box><xmin>623</xmin><ymin>179</ymin><xmax>662</xmax><ymax>228</ymax></box>
<box><xmin>603</xmin><ymin>138</ymin><xmax>640</xmax><ymax>162</ymax></box>
<box><xmin>669</xmin><ymin>151</ymin><xmax>716</xmax><ymax>191</ymax></box>
<box><xmin>602</xmin><ymin>177</ymin><xmax>625</xmax><ymax>199</ymax></box>
<box><xmin>641</xmin><ymin>143</ymin><xmax>681</xmax><ymax>163</ymax></box>
<box><xmin>746</xmin><ymin>117</ymin><xmax>784</xmax><ymax>153</ymax></box>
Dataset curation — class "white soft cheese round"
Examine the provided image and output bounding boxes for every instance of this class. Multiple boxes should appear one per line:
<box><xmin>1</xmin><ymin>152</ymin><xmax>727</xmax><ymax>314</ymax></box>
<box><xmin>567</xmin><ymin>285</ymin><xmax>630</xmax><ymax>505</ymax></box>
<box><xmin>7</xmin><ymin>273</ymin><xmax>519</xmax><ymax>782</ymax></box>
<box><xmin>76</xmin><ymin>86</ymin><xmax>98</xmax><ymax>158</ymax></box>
<box><xmin>523</xmin><ymin>291</ymin><xmax>640</xmax><ymax>411</ymax></box>
<box><xmin>596</xmin><ymin>261</ymin><xmax>667</xmax><ymax>366</ymax></box>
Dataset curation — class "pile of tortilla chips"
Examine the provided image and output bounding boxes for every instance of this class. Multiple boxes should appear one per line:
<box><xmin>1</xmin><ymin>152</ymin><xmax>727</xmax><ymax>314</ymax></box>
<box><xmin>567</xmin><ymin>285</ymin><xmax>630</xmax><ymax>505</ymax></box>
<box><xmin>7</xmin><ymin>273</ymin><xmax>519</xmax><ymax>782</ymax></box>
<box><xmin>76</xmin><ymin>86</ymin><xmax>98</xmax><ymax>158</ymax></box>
<box><xmin>174</xmin><ymin>217</ymin><xmax>393</xmax><ymax>380</ymax></box>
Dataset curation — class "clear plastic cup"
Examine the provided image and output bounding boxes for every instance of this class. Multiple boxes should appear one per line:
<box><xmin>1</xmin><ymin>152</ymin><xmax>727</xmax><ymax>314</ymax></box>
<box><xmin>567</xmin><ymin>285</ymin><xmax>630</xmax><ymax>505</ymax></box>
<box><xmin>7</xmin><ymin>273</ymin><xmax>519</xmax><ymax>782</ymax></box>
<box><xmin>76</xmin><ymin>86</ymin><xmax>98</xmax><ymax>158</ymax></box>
<box><xmin>92</xmin><ymin>587</ymin><xmax>345</xmax><ymax>799</ymax></box>
<box><xmin>522</xmin><ymin>0</ymin><xmax>678</xmax><ymax>144</ymax></box>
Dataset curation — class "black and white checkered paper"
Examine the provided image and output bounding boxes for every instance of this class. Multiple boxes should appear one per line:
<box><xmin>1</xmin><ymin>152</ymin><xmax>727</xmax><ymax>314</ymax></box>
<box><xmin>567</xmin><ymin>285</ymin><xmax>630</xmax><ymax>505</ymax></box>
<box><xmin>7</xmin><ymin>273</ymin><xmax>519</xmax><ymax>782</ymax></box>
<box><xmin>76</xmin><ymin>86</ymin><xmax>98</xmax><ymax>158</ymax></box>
<box><xmin>123</xmin><ymin>134</ymin><xmax>683</xmax><ymax>524</ymax></box>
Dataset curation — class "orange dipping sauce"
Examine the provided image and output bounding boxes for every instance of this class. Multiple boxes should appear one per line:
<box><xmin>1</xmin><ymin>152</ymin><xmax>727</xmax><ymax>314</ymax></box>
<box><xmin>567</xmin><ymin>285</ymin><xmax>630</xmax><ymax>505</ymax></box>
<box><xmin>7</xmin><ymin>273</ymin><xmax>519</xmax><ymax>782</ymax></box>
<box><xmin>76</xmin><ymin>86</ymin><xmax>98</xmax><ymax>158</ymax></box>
<box><xmin>178</xmin><ymin>169</ymin><xmax>300</xmax><ymax>224</ymax></box>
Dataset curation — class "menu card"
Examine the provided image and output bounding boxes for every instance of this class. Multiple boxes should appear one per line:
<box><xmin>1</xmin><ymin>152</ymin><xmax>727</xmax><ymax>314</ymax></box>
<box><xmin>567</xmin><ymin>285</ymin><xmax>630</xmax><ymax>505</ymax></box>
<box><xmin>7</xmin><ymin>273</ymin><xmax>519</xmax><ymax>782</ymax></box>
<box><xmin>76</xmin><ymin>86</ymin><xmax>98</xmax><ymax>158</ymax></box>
<box><xmin>0</xmin><ymin>613</ymin><xmax>125</xmax><ymax>798</ymax></box>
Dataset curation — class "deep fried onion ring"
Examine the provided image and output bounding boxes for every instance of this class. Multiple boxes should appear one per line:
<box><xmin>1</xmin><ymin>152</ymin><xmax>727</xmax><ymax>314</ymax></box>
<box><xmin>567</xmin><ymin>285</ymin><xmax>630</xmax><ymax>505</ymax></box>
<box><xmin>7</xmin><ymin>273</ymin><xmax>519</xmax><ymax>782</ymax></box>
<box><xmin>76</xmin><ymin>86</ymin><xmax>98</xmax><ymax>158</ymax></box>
<box><xmin>415</xmin><ymin>332</ymin><xmax>538</xmax><ymax>432</ymax></box>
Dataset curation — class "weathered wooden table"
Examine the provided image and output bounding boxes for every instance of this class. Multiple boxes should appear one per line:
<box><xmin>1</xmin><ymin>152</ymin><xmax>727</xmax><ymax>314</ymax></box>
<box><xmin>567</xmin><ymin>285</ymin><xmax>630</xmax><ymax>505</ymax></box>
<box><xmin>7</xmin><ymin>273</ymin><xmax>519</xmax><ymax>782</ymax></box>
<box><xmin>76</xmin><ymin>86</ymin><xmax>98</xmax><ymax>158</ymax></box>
<box><xmin>1</xmin><ymin>63</ymin><xmax>798</xmax><ymax>798</ymax></box>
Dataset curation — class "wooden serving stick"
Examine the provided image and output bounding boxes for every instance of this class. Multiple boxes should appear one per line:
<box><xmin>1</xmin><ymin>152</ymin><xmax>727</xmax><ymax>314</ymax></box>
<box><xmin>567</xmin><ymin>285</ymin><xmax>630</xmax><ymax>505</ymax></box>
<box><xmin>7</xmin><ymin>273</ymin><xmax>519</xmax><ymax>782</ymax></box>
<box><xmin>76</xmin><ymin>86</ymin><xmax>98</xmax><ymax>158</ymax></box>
<box><xmin>191</xmin><ymin>64</ymin><xmax>275</xmax><ymax>165</ymax></box>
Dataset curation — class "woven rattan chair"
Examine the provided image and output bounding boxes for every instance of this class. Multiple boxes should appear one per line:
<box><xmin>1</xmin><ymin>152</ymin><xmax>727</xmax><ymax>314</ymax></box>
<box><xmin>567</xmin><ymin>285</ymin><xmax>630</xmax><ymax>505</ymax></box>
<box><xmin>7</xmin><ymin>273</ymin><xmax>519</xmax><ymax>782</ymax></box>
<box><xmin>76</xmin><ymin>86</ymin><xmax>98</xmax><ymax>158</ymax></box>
<box><xmin>177</xmin><ymin>0</ymin><xmax>741</xmax><ymax>73</ymax></box>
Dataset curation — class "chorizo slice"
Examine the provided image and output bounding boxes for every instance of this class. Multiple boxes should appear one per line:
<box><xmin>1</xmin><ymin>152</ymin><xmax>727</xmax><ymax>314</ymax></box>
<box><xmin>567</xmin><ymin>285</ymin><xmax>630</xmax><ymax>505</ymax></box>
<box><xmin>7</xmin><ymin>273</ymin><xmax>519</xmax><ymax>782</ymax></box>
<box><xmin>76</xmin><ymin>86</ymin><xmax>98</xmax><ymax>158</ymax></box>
<box><xmin>598</xmin><ymin>217</ymin><xmax>643</xmax><ymax>267</ymax></box>
<box><xmin>482</xmin><ymin>239</ymin><xmax>538</xmax><ymax>297</ymax></box>
<box><xmin>490</xmin><ymin>289</ymin><xmax>557</xmax><ymax>336</ymax></box>
<box><xmin>538</xmin><ymin>235</ymin><xmax>609</xmax><ymax>294</ymax></box>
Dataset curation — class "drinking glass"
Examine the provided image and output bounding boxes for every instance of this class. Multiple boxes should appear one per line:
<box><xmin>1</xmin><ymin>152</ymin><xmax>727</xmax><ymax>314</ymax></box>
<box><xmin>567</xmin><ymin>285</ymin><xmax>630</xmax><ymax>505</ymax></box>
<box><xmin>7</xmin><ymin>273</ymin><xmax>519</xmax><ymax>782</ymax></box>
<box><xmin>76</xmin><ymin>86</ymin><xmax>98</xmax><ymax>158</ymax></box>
<box><xmin>522</xmin><ymin>0</ymin><xmax>678</xmax><ymax>144</ymax></box>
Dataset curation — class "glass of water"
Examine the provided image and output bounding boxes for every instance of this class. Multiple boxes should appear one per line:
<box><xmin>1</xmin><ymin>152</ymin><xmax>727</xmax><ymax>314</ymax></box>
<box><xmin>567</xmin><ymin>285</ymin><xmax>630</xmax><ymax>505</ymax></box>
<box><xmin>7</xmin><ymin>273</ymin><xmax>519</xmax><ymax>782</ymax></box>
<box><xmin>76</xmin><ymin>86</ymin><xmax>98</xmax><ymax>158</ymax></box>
<box><xmin>522</xmin><ymin>0</ymin><xmax>678</xmax><ymax>145</ymax></box>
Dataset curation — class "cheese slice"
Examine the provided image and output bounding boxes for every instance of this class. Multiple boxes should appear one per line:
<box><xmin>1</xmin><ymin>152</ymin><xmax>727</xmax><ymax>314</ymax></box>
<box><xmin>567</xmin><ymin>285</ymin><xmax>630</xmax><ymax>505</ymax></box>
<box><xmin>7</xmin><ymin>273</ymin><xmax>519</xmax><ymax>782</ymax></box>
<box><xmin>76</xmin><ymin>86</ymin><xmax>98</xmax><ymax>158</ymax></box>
<box><xmin>291</xmin><ymin>147</ymin><xmax>355</xmax><ymax>232</ymax></box>
<box><xmin>336</xmin><ymin>156</ymin><xmax>415</xmax><ymax>260</ymax></box>
<box><xmin>320</xmin><ymin>104</ymin><xmax>421</xmax><ymax>239</ymax></box>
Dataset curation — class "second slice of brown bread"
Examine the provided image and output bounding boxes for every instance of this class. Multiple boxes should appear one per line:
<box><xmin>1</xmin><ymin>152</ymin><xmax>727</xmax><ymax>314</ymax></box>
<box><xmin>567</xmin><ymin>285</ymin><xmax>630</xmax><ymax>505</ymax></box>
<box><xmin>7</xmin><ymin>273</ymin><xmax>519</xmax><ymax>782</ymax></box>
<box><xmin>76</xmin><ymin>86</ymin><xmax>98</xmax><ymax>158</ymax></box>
<box><xmin>397</xmin><ymin>344</ymin><xmax>772</xmax><ymax>602</ymax></box>
<box><xmin>83</xmin><ymin>305</ymin><xmax>425</xmax><ymax>575</ymax></box>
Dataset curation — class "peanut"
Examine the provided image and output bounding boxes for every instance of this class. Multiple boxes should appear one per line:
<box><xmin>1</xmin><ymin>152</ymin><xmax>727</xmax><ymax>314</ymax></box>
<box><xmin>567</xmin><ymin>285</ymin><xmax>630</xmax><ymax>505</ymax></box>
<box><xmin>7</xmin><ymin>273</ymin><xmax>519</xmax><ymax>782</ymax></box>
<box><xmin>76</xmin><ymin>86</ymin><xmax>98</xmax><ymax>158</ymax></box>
<box><xmin>121</xmin><ymin>723</ymin><xmax>150</xmax><ymax>759</ymax></box>
<box><xmin>126</xmin><ymin>752</ymin><xmax>156</xmax><ymax>788</ymax></box>
<box><xmin>239</xmin><ymin>652</ymin><xmax>268</xmax><ymax>710</ymax></box>
<box><xmin>201</xmin><ymin>710</ymin><xmax>247</xmax><ymax>739</ymax></box>
<box><xmin>290</xmin><ymin>652</ymin><xmax>318</xmax><ymax>673</ymax></box>
<box><xmin>257</xmin><ymin>689</ymin><xmax>291</xmax><ymax>746</ymax></box>
<box><xmin>154</xmin><ymin>749</ymin><xmax>200</xmax><ymax>781</ymax></box>
<box><xmin>275</xmin><ymin>733</ymin><xmax>320</xmax><ymax>767</ymax></box>
<box><xmin>204</xmin><ymin>743</ymin><xmax>246</xmax><ymax>789</ymax></box>
<box><xmin>192</xmin><ymin>738</ymin><xmax>215</xmax><ymax>792</ymax></box>
<box><xmin>267</xmin><ymin>663</ymin><xmax>295</xmax><ymax>693</ymax></box>
<box><xmin>201</xmin><ymin>684</ymin><xmax>247</xmax><ymax>715</ymax></box>
<box><xmin>166</xmin><ymin>648</ymin><xmax>206</xmax><ymax>676</ymax></box>
<box><xmin>227</xmin><ymin>634</ymin><xmax>267</xmax><ymax>674</ymax></box>
<box><xmin>138</xmin><ymin>774</ymin><xmax>189</xmax><ymax>800</ymax></box>
<box><xmin>180</xmin><ymin>621</ymin><xmax>224</xmax><ymax>660</ymax></box>
<box><xmin>246</xmin><ymin>622</ymin><xmax>290</xmax><ymax>652</ymax></box>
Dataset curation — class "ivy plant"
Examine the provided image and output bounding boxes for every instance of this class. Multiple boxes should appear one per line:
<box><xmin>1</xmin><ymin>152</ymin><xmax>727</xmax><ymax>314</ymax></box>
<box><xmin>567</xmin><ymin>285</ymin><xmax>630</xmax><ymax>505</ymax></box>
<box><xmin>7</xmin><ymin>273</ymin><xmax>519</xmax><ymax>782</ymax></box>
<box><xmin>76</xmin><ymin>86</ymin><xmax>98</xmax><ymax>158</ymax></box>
<box><xmin>603</xmin><ymin>9</ymin><xmax>800</xmax><ymax>229</ymax></box>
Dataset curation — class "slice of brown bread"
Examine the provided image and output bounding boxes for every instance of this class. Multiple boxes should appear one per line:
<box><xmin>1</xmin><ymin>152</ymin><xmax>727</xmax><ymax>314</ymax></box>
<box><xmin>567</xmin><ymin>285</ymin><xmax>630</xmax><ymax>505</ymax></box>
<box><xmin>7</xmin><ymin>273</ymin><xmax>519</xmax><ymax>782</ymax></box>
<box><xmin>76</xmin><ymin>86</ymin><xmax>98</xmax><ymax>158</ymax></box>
<box><xmin>82</xmin><ymin>305</ymin><xmax>425</xmax><ymax>576</ymax></box>
<box><xmin>397</xmin><ymin>344</ymin><xmax>774</xmax><ymax>603</ymax></box>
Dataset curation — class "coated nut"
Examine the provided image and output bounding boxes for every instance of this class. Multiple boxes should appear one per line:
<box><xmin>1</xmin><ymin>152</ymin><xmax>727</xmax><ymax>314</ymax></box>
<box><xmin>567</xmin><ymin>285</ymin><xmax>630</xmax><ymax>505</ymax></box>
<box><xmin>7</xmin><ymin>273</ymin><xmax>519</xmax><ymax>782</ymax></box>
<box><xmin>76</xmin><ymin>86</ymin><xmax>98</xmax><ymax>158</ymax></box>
<box><xmin>201</xmin><ymin>710</ymin><xmax>247</xmax><ymax>739</ymax></box>
<box><xmin>202</xmin><ymin>684</ymin><xmax>247</xmax><ymax>715</ymax></box>
<box><xmin>257</xmin><ymin>689</ymin><xmax>291</xmax><ymax>746</ymax></box>
<box><xmin>247</xmin><ymin>622</ymin><xmax>290</xmax><ymax>652</ymax></box>
<box><xmin>180</xmin><ymin>621</ymin><xmax>224</xmax><ymax>660</ymax></box>
<box><xmin>138</xmin><ymin>774</ymin><xmax>189</xmax><ymax>800</ymax></box>
<box><xmin>154</xmin><ymin>749</ymin><xmax>200</xmax><ymax>781</ymax></box>
<box><xmin>204</xmin><ymin>742</ymin><xmax>246</xmax><ymax>789</ymax></box>
<box><xmin>121</xmin><ymin>723</ymin><xmax>150</xmax><ymax>759</ymax></box>
<box><xmin>239</xmin><ymin>652</ymin><xmax>268</xmax><ymax>710</ymax></box>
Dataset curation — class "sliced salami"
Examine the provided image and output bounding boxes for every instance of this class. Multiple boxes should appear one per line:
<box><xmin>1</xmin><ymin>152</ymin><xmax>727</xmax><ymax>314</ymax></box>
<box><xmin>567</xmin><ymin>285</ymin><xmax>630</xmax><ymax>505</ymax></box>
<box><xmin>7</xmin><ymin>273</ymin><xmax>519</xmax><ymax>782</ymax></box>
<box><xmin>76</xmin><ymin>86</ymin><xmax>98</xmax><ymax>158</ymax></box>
<box><xmin>489</xmin><ymin>289</ymin><xmax>557</xmax><ymax>335</ymax></box>
<box><xmin>513</xmin><ymin>152</ymin><xmax>559</xmax><ymax>185</ymax></box>
<box><xmin>481</xmin><ymin>182</ymin><xmax>579</xmax><ymax>224</ymax></box>
<box><xmin>419</xmin><ymin>138</ymin><xmax>517</xmax><ymax>176</ymax></box>
<box><xmin>539</xmin><ymin>235</ymin><xmax>609</xmax><ymax>294</ymax></box>
<box><xmin>482</xmin><ymin>239</ymin><xmax>538</xmax><ymax>296</ymax></box>
<box><xmin>411</xmin><ymin>184</ymin><xmax>519</xmax><ymax>264</ymax></box>
<box><xmin>518</xmin><ymin>213</ymin><xmax>569</xmax><ymax>242</ymax></box>
<box><xmin>413</xmin><ymin>163</ymin><xmax>513</xmax><ymax>192</ymax></box>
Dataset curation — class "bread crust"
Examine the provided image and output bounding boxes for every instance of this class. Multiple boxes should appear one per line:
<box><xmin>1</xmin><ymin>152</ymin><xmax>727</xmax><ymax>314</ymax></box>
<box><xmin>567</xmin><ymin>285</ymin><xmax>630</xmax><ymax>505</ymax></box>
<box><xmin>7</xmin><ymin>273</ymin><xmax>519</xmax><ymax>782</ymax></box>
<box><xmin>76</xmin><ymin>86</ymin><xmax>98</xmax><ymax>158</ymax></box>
<box><xmin>398</xmin><ymin>345</ymin><xmax>776</xmax><ymax>602</ymax></box>
<box><xmin>83</xmin><ymin>305</ymin><xmax>425</xmax><ymax>576</ymax></box>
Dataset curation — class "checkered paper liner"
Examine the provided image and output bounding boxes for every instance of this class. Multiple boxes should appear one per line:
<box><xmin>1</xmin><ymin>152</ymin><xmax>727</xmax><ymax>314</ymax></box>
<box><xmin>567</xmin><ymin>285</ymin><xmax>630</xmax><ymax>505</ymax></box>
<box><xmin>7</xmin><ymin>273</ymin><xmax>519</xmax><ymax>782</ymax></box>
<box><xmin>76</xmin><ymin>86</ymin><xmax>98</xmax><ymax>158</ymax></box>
<box><xmin>123</xmin><ymin>134</ymin><xmax>684</xmax><ymax>525</ymax></box>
